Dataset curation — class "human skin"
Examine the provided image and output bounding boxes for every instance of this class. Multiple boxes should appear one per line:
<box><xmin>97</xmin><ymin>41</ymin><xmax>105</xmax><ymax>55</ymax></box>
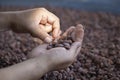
<box><xmin>0</xmin><ymin>42</ymin><xmax>82</xmax><ymax>80</ymax></box>
<box><xmin>0</xmin><ymin>8</ymin><xmax>61</xmax><ymax>43</ymax></box>
<box><xmin>0</xmin><ymin>8</ymin><xmax>84</xmax><ymax>80</ymax></box>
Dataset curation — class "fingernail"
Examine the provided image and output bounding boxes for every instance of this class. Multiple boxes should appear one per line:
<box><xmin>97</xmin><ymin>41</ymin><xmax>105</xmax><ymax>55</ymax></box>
<box><xmin>44</xmin><ymin>37</ymin><xmax>53</xmax><ymax>43</ymax></box>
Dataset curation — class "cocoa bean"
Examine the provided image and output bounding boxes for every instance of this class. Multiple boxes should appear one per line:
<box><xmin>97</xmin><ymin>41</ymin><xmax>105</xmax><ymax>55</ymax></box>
<box><xmin>55</xmin><ymin>44</ymin><xmax>64</xmax><ymax>47</ymax></box>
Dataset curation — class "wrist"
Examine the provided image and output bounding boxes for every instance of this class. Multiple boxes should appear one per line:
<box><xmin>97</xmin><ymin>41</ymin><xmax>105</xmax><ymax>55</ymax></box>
<box><xmin>35</xmin><ymin>54</ymin><xmax>53</xmax><ymax>72</ymax></box>
<box><xmin>0</xmin><ymin>54</ymin><xmax>53</xmax><ymax>80</ymax></box>
<box><xmin>29</xmin><ymin>54</ymin><xmax>53</xmax><ymax>79</ymax></box>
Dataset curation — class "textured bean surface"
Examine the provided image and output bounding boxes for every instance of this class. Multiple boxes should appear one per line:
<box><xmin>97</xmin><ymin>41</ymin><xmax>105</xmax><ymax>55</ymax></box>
<box><xmin>47</xmin><ymin>37</ymin><xmax>73</xmax><ymax>50</ymax></box>
<box><xmin>0</xmin><ymin>6</ymin><xmax>120</xmax><ymax>80</ymax></box>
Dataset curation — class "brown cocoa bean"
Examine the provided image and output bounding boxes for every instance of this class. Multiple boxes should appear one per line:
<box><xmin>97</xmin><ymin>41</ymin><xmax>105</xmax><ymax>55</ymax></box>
<box><xmin>55</xmin><ymin>44</ymin><xmax>64</xmax><ymax>47</ymax></box>
<box><xmin>64</xmin><ymin>45</ymin><xmax>70</xmax><ymax>49</ymax></box>
<box><xmin>64</xmin><ymin>40</ymin><xmax>73</xmax><ymax>44</ymax></box>
<box><xmin>47</xmin><ymin>45</ymin><xmax>52</xmax><ymax>49</ymax></box>
<box><xmin>63</xmin><ymin>42</ymin><xmax>70</xmax><ymax>47</ymax></box>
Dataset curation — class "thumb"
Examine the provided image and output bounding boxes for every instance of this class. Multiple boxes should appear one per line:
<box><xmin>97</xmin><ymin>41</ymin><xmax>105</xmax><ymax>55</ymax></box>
<box><xmin>30</xmin><ymin>25</ymin><xmax>53</xmax><ymax>43</ymax></box>
<box><xmin>69</xmin><ymin>42</ymin><xmax>81</xmax><ymax>56</ymax></box>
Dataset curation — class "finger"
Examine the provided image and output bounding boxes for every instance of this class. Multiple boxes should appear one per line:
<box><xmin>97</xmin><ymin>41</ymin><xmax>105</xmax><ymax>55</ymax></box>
<box><xmin>55</xmin><ymin>30</ymin><xmax>62</xmax><ymax>39</ymax></box>
<box><xmin>61</xmin><ymin>26</ymin><xmax>75</xmax><ymax>39</ymax></box>
<box><xmin>74</xmin><ymin>24</ymin><xmax>84</xmax><ymax>42</ymax></box>
<box><xmin>74</xmin><ymin>46</ymin><xmax>81</xmax><ymax>58</ymax></box>
<box><xmin>47</xmin><ymin>13</ymin><xmax>60</xmax><ymax>38</ymax></box>
<box><xmin>47</xmin><ymin>16</ymin><xmax>55</xmax><ymax>24</ymax></box>
<box><xmin>33</xmin><ymin>37</ymin><xmax>43</xmax><ymax>44</ymax></box>
<box><xmin>40</xmin><ymin>23</ymin><xmax>52</xmax><ymax>33</ymax></box>
<box><xmin>45</xmin><ymin>23</ymin><xmax>52</xmax><ymax>33</ymax></box>
<box><xmin>65</xmin><ymin>26</ymin><xmax>75</xmax><ymax>35</ymax></box>
<box><xmin>30</xmin><ymin>25</ymin><xmax>53</xmax><ymax>43</ymax></box>
<box><xmin>53</xmin><ymin>30</ymin><xmax>62</xmax><ymax>42</ymax></box>
<box><xmin>58</xmin><ymin>30</ymin><xmax>62</xmax><ymax>37</ymax></box>
<box><xmin>52</xmin><ymin>20</ymin><xmax>60</xmax><ymax>38</ymax></box>
<box><xmin>40</xmin><ymin>15</ymin><xmax>48</xmax><ymax>24</ymax></box>
<box><xmin>69</xmin><ymin>42</ymin><xmax>81</xmax><ymax>55</ymax></box>
<box><xmin>76</xmin><ymin>24</ymin><xmax>85</xmax><ymax>30</ymax></box>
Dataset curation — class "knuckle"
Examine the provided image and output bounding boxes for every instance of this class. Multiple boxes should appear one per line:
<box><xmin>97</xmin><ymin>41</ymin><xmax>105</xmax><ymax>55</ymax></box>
<box><xmin>36</xmin><ymin>8</ymin><xmax>47</xmax><ymax>12</ymax></box>
<box><xmin>56</xmin><ymin>17</ymin><xmax>60</xmax><ymax>21</ymax></box>
<box><xmin>40</xmin><ymin>8</ymin><xmax>47</xmax><ymax>11</ymax></box>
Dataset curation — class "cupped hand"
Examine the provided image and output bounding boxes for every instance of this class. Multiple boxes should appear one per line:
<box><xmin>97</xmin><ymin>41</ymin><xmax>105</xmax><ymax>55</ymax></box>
<box><xmin>27</xmin><ymin>42</ymin><xmax>82</xmax><ymax>70</ymax></box>
<box><xmin>10</xmin><ymin>8</ymin><xmax>61</xmax><ymax>43</ymax></box>
<box><xmin>27</xmin><ymin>24</ymin><xmax>84</xmax><ymax>70</ymax></box>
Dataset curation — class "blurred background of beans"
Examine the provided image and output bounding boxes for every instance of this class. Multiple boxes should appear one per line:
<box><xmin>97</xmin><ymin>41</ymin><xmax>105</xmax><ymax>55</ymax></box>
<box><xmin>0</xmin><ymin>0</ymin><xmax>120</xmax><ymax>80</ymax></box>
<box><xmin>0</xmin><ymin>0</ymin><xmax>120</xmax><ymax>14</ymax></box>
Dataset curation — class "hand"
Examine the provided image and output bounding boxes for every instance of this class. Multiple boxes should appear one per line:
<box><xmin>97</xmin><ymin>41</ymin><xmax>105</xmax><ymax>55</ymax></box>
<box><xmin>27</xmin><ymin>24</ymin><xmax>84</xmax><ymax>70</ymax></box>
<box><xmin>10</xmin><ymin>8</ymin><xmax>61</xmax><ymax>43</ymax></box>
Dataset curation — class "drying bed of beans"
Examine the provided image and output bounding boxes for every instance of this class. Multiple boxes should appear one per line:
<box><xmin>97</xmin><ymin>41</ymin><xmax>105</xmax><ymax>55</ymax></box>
<box><xmin>0</xmin><ymin>6</ymin><xmax>120</xmax><ymax>80</ymax></box>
